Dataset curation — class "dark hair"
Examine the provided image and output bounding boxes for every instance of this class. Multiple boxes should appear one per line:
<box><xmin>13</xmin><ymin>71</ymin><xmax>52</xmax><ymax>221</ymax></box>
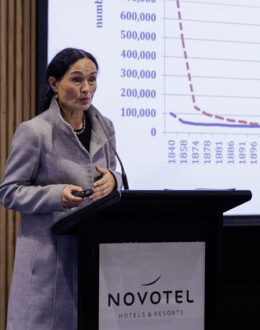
<box><xmin>39</xmin><ymin>48</ymin><xmax>99</xmax><ymax>113</ymax></box>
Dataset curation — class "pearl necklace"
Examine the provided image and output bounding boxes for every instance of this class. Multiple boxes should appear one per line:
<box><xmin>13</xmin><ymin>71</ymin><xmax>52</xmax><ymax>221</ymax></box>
<box><xmin>74</xmin><ymin>113</ymin><xmax>86</xmax><ymax>135</ymax></box>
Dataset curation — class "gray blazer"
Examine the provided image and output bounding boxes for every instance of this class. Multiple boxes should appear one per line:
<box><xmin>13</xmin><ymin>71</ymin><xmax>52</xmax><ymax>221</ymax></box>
<box><xmin>0</xmin><ymin>98</ymin><xmax>122</xmax><ymax>330</ymax></box>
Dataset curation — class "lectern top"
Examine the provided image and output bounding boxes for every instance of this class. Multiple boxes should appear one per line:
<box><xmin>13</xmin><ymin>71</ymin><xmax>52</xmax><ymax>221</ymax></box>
<box><xmin>51</xmin><ymin>189</ymin><xmax>252</xmax><ymax>235</ymax></box>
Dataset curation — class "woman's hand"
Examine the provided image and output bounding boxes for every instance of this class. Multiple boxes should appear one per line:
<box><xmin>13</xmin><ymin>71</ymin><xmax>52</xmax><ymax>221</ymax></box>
<box><xmin>90</xmin><ymin>165</ymin><xmax>116</xmax><ymax>201</ymax></box>
<box><xmin>62</xmin><ymin>184</ymin><xmax>86</xmax><ymax>209</ymax></box>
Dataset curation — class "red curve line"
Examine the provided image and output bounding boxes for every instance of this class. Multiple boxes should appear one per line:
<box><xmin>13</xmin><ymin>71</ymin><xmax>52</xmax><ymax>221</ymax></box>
<box><xmin>175</xmin><ymin>0</ymin><xmax>259</xmax><ymax>127</ymax></box>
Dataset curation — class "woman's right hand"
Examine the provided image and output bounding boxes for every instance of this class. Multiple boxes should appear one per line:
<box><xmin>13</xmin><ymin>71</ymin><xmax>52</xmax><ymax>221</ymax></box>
<box><xmin>62</xmin><ymin>184</ymin><xmax>85</xmax><ymax>209</ymax></box>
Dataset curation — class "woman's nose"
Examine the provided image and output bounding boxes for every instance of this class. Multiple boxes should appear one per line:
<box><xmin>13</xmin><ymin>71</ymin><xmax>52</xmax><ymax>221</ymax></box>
<box><xmin>82</xmin><ymin>80</ymin><xmax>90</xmax><ymax>92</ymax></box>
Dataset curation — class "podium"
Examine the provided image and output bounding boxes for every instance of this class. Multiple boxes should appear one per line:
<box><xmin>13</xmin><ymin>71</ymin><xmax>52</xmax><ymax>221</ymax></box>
<box><xmin>51</xmin><ymin>189</ymin><xmax>251</xmax><ymax>330</ymax></box>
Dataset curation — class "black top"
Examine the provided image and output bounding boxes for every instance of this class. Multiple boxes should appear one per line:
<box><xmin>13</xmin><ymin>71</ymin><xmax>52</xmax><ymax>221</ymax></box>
<box><xmin>74</xmin><ymin>111</ymin><xmax>92</xmax><ymax>151</ymax></box>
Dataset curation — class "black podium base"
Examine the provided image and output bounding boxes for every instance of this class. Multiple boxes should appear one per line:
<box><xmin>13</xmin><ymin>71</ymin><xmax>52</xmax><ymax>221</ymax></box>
<box><xmin>223</xmin><ymin>225</ymin><xmax>260</xmax><ymax>330</ymax></box>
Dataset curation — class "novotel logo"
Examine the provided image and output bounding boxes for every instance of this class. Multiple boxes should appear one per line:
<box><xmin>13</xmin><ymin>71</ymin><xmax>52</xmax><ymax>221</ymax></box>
<box><xmin>108</xmin><ymin>275</ymin><xmax>194</xmax><ymax>307</ymax></box>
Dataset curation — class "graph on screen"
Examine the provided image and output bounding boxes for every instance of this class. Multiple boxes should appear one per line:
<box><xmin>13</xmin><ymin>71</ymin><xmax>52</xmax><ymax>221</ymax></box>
<box><xmin>48</xmin><ymin>0</ymin><xmax>260</xmax><ymax>214</ymax></box>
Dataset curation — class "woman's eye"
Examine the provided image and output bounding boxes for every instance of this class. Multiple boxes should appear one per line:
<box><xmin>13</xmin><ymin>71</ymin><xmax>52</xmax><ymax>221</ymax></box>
<box><xmin>89</xmin><ymin>77</ymin><xmax>96</xmax><ymax>84</ymax></box>
<box><xmin>72</xmin><ymin>77</ymin><xmax>81</xmax><ymax>83</ymax></box>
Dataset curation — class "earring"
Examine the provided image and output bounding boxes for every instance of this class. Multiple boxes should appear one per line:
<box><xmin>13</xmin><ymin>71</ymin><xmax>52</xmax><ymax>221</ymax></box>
<box><xmin>55</xmin><ymin>93</ymin><xmax>59</xmax><ymax>99</ymax></box>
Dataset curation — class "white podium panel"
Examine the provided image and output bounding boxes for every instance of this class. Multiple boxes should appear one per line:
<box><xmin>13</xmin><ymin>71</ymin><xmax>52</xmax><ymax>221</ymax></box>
<box><xmin>99</xmin><ymin>242</ymin><xmax>205</xmax><ymax>330</ymax></box>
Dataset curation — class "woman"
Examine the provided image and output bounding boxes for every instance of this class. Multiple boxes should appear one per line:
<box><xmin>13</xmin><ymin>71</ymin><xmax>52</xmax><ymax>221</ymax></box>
<box><xmin>0</xmin><ymin>48</ymin><xmax>122</xmax><ymax>329</ymax></box>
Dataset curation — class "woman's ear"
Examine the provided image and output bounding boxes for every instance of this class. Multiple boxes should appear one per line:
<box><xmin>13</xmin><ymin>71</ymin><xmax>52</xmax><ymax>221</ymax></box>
<box><xmin>48</xmin><ymin>76</ymin><xmax>57</xmax><ymax>93</ymax></box>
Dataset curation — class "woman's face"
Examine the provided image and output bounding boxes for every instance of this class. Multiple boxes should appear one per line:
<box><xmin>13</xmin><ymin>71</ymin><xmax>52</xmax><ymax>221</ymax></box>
<box><xmin>49</xmin><ymin>57</ymin><xmax>97</xmax><ymax>113</ymax></box>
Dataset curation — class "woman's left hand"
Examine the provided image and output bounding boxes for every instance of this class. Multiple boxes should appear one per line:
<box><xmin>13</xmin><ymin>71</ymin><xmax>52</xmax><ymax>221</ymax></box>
<box><xmin>90</xmin><ymin>165</ymin><xmax>116</xmax><ymax>201</ymax></box>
